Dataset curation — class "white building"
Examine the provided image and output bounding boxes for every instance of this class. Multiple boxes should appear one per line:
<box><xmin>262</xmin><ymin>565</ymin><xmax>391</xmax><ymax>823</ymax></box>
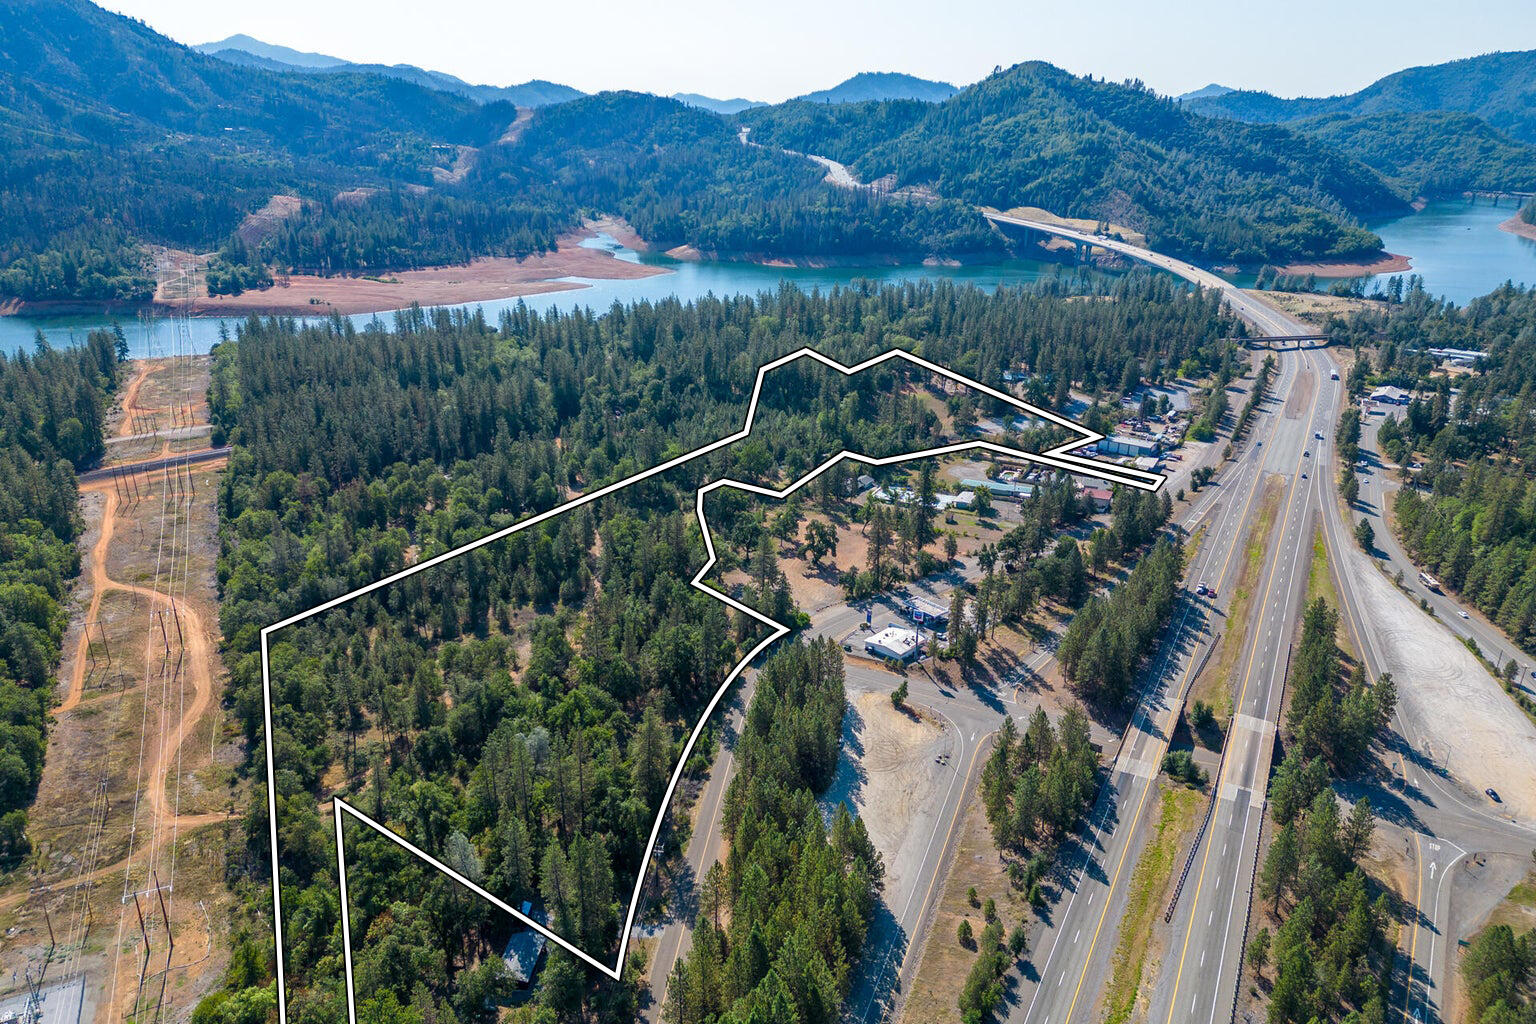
<box><xmin>865</xmin><ymin>626</ymin><xmax>923</xmax><ymax>662</ymax></box>
<box><xmin>934</xmin><ymin>490</ymin><xmax>975</xmax><ymax>511</ymax></box>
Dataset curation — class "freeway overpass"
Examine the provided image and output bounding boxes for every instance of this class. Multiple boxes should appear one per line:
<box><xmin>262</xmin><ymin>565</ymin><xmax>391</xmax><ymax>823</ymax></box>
<box><xmin>999</xmin><ymin>214</ymin><xmax>1536</xmax><ymax>1024</ymax></box>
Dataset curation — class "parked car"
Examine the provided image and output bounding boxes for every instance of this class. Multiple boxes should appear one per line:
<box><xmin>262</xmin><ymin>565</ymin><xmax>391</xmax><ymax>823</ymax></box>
<box><xmin>1486</xmin><ymin>787</ymin><xmax>1501</xmax><ymax>802</ymax></box>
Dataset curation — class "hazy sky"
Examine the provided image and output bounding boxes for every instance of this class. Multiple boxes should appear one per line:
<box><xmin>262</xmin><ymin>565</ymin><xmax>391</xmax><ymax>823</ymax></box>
<box><xmin>108</xmin><ymin>0</ymin><xmax>1536</xmax><ymax>102</ymax></box>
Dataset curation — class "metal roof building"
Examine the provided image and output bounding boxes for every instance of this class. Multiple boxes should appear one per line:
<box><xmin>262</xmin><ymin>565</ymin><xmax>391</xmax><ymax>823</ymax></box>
<box><xmin>864</xmin><ymin>626</ymin><xmax>923</xmax><ymax>662</ymax></box>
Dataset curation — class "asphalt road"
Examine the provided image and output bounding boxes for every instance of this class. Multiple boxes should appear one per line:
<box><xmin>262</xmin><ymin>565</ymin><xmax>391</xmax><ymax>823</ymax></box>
<box><xmin>1013</xmin><ymin>332</ymin><xmax>1312</xmax><ymax>1024</ymax></box>
<box><xmin>1352</xmin><ymin>414</ymin><xmax>1536</xmax><ymax>694</ymax></box>
<box><xmin>647</xmin><ymin>205</ymin><xmax>1536</xmax><ymax>1024</ymax></box>
<box><xmin>1304</xmin><ymin>342</ymin><xmax>1536</xmax><ymax>1024</ymax></box>
<box><xmin>991</xmin><ymin>219</ymin><xmax>1536</xmax><ymax>1024</ymax></box>
<box><xmin>1146</xmin><ymin>351</ymin><xmax>1330</xmax><ymax>1024</ymax></box>
<box><xmin>76</xmin><ymin>445</ymin><xmax>231</xmax><ymax>484</ymax></box>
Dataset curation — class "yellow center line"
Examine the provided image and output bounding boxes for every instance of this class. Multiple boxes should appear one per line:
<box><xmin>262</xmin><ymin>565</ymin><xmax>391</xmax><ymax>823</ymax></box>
<box><xmin>1402</xmin><ymin>832</ymin><xmax>1424</xmax><ymax>1022</ymax></box>
<box><xmin>1297</xmin><ymin>351</ymin><xmax>1423</xmax><ymax>1024</ymax></box>
<box><xmin>1161</xmin><ymin>365</ymin><xmax>1325</xmax><ymax>1024</ymax></box>
<box><xmin>1053</xmin><ymin>358</ymin><xmax>1292</xmax><ymax>1024</ymax></box>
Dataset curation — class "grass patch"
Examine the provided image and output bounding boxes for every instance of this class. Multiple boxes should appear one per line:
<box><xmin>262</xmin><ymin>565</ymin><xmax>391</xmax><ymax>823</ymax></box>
<box><xmin>1190</xmin><ymin>478</ymin><xmax>1283</xmax><ymax>729</ymax></box>
<box><xmin>1103</xmin><ymin>784</ymin><xmax>1204</xmax><ymax>1024</ymax></box>
<box><xmin>900</xmin><ymin>768</ymin><xmax>1032</xmax><ymax>1024</ymax></box>
<box><xmin>1304</xmin><ymin>527</ymin><xmax>1353</xmax><ymax>659</ymax></box>
<box><xmin>1481</xmin><ymin>867</ymin><xmax>1536</xmax><ymax>937</ymax></box>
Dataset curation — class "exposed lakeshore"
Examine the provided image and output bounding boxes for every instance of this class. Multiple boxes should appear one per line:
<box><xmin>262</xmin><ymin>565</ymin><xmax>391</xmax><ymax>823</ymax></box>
<box><xmin>1500</xmin><ymin>214</ymin><xmax>1536</xmax><ymax>243</ymax></box>
<box><xmin>0</xmin><ymin>219</ymin><xmax>672</xmax><ymax>319</ymax></box>
<box><xmin>1277</xmin><ymin>251</ymin><xmax>1412</xmax><ymax>276</ymax></box>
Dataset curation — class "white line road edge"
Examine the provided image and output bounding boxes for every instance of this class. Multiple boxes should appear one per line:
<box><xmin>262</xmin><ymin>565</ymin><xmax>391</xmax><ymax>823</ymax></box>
<box><xmin>258</xmin><ymin>345</ymin><xmax>1166</xmax><ymax>1024</ymax></box>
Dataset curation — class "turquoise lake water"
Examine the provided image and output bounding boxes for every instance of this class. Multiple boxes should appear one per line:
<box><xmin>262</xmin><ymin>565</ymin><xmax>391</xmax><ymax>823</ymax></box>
<box><xmin>7</xmin><ymin>199</ymin><xmax>1536</xmax><ymax>359</ymax></box>
<box><xmin>1362</xmin><ymin>199</ymin><xmax>1536</xmax><ymax>305</ymax></box>
<box><xmin>0</xmin><ymin>239</ymin><xmax>1095</xmax><ymax>360</ymax></box>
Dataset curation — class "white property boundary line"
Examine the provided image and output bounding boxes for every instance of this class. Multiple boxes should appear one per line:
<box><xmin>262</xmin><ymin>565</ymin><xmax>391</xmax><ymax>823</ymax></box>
<box><xmin>259</xmin><ymin>346</ymin><xmax>1165</xmax><ymax>1021</ymax></box>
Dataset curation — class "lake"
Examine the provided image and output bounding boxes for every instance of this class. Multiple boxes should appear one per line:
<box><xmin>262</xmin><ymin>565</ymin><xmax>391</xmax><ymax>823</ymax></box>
<box><xmin>8</xmin><ymin>200</ymin><xmax>1536</xmax><ymax>358</ymax></box>
<box><xmin>1363</xmin><ymin>199</ymin><xmax>1536</xmax><ymax>306</ymax></box>
<box><xmin>0</xmin><ymin>237</ymin><xmax>1099</xmax><ymax>360</ymax></box>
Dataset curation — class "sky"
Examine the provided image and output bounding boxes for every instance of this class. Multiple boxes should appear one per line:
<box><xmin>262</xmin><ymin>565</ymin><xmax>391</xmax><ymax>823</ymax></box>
<box><xmin>107</xmin><ymin>0</ymin><xmax>1536</xmax><ymax>102</ymax></box>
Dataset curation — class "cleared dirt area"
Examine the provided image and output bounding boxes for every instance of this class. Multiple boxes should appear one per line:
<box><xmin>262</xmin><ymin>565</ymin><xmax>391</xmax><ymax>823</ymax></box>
<box><xmin>1501</xmin><ymin>215</ymin><xmax>1536</xmax><ymax>242</ymax></box>
<box><xmin>164</xmin><ymin>223</ymin><xmax>669</xmax><ymax>316</ymax></box>
<box><xmin>898</xmin><ymin>762</ymin><xmax>1031</xmax><ymax>1024</ymax></box>
<box><xmin>235</xmin><ymin>193</ymin><xmax>302</xmax><ymax>247</ymax></box>
<box><xmin>1346</xmin><ymin>548</ymin><xmax>1536</xmax><ymax>824</ymax></box>
<box><xmin>824</xmin><ymin>692</ymin><xmax>949</xmax><ymax>905</ymax></box>
<box><xmin>991</xmin><ymin>205</ymin><xmax>1148</xmax><ymax>248</ymax></box>
<box><xmin>1240</xmin><ymin>289</ymin><xmax>1387</xmax><ymax>325</ymax></box>
<box><xmin>0</xmin><ymin>357</ymin><xmax>237</xmax><ymax>1024</ymax></box>
<box><xmin>1277</xmin><ymin>252</ymin><xmax>1411</xmax><ymax>276</ymax></box>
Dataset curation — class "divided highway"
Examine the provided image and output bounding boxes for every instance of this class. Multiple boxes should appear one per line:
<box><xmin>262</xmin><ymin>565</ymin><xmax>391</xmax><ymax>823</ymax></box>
<box><xmin>996</xmin><ymin>215</ymin><xmax>1536</xmax><ymax>1024</ymax></box>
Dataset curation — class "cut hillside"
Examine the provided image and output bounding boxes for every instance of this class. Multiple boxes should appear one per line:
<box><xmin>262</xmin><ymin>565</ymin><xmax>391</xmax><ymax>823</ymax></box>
<box><xmin>745</xmin><ymin>61</ymin><xmax>1408</xmax><ymax>264</ymax></box>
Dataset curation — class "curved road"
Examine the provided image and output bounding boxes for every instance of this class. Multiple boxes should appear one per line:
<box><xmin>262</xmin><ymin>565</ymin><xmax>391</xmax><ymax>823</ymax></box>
<box><xmin>998</xmin><ymin>214</ymin><xmax>1535</xmax><ymax>1024</ymax></box>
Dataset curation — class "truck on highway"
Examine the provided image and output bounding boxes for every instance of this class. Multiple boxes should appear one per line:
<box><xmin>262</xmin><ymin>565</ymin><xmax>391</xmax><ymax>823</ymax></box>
<box><xmin>1418</xmin><ymin>571</ymin><xmax>1442</xmax><ymax>592</ymax></box>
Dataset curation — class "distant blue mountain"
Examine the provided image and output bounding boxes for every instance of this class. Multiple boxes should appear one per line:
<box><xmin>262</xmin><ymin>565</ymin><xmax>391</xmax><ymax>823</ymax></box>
<box><xmin>793</xmin><ymin>71</ymin><xmax>957</xmax><ymax>104</ymax></box>
<box><xmin>672</xmin><ymin>93</ymin><xmax>766</xmax><ymax>115</ymax></box>
<box><xmin>197</xmin><ymin>33</ymin><xmax>584</xmax><ymax>107</ymax></box>
<box><xmin>1176</xmin><ymin>83</ymin><xmax>1233</xmax><ymax>102</ymax></box>
<box><xmin>193</xmin><ymin>33</ymin><xmax>346</xmax><ymax>69</ymax></box>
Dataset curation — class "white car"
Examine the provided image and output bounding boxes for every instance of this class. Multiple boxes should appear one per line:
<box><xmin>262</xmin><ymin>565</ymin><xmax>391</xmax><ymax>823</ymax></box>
<box><xmin>1459</xmin><ymin>610</ymin><xmax>1470</xmax><ymax>619</ymax></box>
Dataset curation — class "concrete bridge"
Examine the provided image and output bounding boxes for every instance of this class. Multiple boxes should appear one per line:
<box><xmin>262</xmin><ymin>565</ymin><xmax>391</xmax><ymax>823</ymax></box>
<box><xmin>1224</xmin><ymin>333</ymin><xmax>1334</xmax><ymax>350</ymax></box>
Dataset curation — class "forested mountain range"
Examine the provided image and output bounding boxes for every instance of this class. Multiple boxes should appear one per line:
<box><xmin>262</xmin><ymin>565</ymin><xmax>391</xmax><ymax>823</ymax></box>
<box><xmin>792</xmin><ymin>71</ymin><xmax>958</xmax><ymax>104</ymax></box>
<box><xmin>198</xmin><ymin>34</ymin><xmax>586</xmax><ymax>107</ymax></box>
<box><xmin>743</xmin><ymin>62</ymin><xmax>1407</xmax><ymax>264</ymax></box>
<box><xmin>0</xmin><ymin>0</ymin><xmax>532</xmax><ymax>299</ymax></box>
<box><xmin>4</xmin><ymin>0</ymin><xmax>1528</xmax><ymax>306</ymax></box>
<box><xmin>1294</xmin><ymin>111</ymin><xmax>1536</xmax><ymax>196</ymax></box>
<box><xmin>1186</xmin><ymin>50</ymin><xmax>1536</xmax><ymax>145</ymax></box>
<box><xmin>0</xmin><ymin>0</ymin><xmax>1007</xmax><ymax>302</ymax></box>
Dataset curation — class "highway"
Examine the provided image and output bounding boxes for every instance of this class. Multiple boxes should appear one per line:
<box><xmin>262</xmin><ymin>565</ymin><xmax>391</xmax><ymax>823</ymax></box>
<box><xmin>1305</xmin><ymin>341</ymin><xmax>1536</xmax><ymax>1024</ymax></box>
<box><xmin>1013</xmin><ymin>321</ymin><xmax>1315</xmax><ymax>1024</ymax></box>
<box><xmin>1147</xmin><ymin>349</ymin><xmax>1331</xmax><ymax>1024</ymax></box>
<box><xmin>644</xmin><ymin>190</ymin><xmax>1536</xmax><ymax>1024</ymax></box>
<box><xmin>996</xmin><ymin>216</ymin><xmax>1536</xmax><ymax>1024</ymax></box>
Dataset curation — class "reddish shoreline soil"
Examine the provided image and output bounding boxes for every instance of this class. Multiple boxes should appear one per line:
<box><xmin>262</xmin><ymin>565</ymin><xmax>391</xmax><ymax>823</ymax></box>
<box><xmin>1278</xmin><ymin>251</ymin><xmax>1412</xmax><ymax>276</ymax></box>
<box><xmin>1</xmin><ymin>222</ymin><xmax>671</xmax><ymax>319</ymax></box>
<box><xmin>1500</xmin><ymin>215</ymin><xmax>1536</xmax><ymax>242</ymax></box>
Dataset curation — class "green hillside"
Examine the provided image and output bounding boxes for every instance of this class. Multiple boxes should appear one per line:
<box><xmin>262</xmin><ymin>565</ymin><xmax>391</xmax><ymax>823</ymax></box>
<box><xmin>745</xmin><ymin>62</ymin><xmax>1408</xmax><ymax>264</ymax></box>
<box><xmin>0</xmin><ymin>0</ymin><xmax>1000</xmax><ymax>302</ymax></box>
<box><xmin>1296</xmin><ymin>111</ymin><xmax>1536</xmax><ymax>197</ymax></box>
<box><xmin>1186</xmin><ymin>50</ymin><xmax>1536</xmax><ymax>145</ymax></box>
